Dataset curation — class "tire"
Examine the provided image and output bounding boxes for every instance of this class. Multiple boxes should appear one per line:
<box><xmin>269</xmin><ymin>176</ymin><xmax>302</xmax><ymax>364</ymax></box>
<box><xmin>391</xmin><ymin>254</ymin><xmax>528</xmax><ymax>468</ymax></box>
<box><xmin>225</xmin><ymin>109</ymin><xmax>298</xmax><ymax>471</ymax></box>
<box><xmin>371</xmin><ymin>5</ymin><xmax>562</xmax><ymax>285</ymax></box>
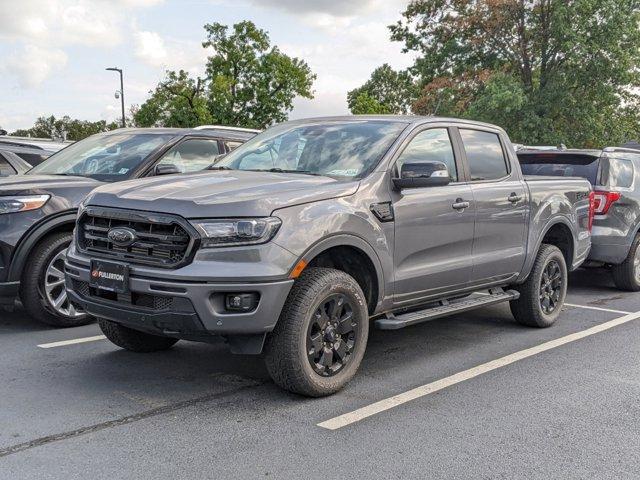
<box><xmin>98</xmin><ymin>318</ymin><xmax>179</xmax><ymax>352</ymax></box>
<box><xmin>20</xmin><ymin>232</ymin><xmax>92</xmax><ymax>328</ymax></box>
<box><xmin>264</xmin><ymin>267</ymin><xmax>369</xmax><ymax>397</ymax></box>
<box><xmin>611</xmin><ymin>234</ymin><xmax>640</xmax><ymax>291</ymax></box>
<box><xmin>510</xmin><ymin>244</ymin><xmax>567</xmax><ymax>328</ymax></box>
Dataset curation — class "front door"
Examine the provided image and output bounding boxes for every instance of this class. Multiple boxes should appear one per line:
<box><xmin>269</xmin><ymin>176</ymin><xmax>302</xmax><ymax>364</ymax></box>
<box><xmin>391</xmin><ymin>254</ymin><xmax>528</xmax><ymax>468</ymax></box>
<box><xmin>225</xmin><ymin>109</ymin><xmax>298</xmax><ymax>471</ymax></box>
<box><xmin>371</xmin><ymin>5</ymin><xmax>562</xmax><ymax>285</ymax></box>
<box><xmin>458</xmin><ymin>128</ymin><xmax>528</xmax><ymax>285</ymax></box>
<box><xmin>392</xmin><ymin>127</ymin><xmax>475</xmax><ymax>307</ymax></box>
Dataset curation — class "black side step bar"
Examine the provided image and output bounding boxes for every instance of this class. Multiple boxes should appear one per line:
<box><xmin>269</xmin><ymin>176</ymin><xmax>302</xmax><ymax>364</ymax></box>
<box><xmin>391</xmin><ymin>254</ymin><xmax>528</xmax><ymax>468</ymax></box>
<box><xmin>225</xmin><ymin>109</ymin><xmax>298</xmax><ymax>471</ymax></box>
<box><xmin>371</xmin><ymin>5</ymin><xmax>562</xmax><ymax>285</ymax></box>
<box><xmin>375</xmin><ymin>288</ymin><xmax>520</xmax><ymax>330</ymax></box>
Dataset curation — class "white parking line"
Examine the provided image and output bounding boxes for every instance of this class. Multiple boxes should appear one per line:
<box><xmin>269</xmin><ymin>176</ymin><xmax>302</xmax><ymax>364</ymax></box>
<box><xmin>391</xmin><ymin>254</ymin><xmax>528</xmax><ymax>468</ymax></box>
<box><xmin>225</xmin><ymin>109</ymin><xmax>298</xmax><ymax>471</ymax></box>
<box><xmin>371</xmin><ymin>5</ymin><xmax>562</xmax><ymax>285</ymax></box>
<box><xmin>318</xmin><ymin>310</ymin><xmax>640</xmax><ymax>430</ymax></box>
<box><xmin>564</xmin><ymin>303</ymin><xmax>631</xmax><ymax>315</ymax></box>
<box><xmin>37</xmin><ymin>335</ymin><xmax>106</xmax><ymax>349</ymax></box>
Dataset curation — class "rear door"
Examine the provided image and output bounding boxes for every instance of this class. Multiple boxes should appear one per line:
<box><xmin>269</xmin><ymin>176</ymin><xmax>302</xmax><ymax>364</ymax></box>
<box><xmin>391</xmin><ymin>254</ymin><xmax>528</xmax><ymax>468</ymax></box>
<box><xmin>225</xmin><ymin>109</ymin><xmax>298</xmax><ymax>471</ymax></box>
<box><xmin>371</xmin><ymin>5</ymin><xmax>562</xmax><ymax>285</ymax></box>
<box><xmin>392</xmin><ymin>126</ymin><xmax>475</xmax><ymax>306</ymax></box>
<box><xmin>457</xmin><ymin>128</ymin><xmax>528</xmax><ymax>285</ymax></box>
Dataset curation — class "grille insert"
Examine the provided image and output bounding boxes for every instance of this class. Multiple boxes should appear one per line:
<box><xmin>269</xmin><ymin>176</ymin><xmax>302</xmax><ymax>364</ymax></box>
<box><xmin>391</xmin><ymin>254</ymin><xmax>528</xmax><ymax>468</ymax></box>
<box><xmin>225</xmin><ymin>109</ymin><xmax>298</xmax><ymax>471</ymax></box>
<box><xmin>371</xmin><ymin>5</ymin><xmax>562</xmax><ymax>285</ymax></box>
<box><xmin>77</xmin><ymin>208</ymin><xmax>196</xmax><ymax>268</ymax></box>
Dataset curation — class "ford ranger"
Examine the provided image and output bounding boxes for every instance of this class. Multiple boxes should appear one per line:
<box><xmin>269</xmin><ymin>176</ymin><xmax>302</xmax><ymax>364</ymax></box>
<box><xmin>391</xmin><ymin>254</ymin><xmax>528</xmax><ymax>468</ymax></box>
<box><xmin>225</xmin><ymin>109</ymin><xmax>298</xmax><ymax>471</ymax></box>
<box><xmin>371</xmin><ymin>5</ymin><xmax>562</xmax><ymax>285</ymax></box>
<box><xmin>65</xmin><ymin>116</ymin><xmax>594</xmax><ymax>396</ymax></box>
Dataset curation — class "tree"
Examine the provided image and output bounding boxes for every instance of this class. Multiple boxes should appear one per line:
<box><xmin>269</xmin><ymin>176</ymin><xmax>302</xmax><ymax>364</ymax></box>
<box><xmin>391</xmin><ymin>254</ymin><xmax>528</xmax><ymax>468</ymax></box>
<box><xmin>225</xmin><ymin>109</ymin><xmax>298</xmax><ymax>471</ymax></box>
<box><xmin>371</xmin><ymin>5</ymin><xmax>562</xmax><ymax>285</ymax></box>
<box><xmin>134</xmin><ymin>21</ymin><xmax>316</xmax><ymax>129</ymax></box>
<box><xmin>11</xmin><ymin>116</ymin><xmax>119</xmax><ymax>141</ymax></box>
<box><xmin>389</xmin><ymin>0</ymin><xmax>640</xmax><ymax>147</ymax></box>
<box><xmin>347</xmin><ymin>64</ymin><xmax>417</xmax><ymax>114</ymax></box>
<box><xmin>133</xmin><ymin>70</ymin><xmax>211</xmax><ymax>128</ymax></box>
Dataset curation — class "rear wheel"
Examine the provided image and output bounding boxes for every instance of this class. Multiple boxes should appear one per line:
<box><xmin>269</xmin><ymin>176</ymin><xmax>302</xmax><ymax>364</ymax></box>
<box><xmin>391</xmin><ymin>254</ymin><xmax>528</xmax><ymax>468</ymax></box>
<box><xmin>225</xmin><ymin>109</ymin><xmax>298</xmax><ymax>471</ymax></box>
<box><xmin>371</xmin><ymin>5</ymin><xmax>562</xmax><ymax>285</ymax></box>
<box><xmin>611</xmin><ymin>234</ymin><xmax>640</xmax><ymax>291</ymax></box>
<box><xmin>510</xmin><ymin>244</ymin><xmax>567</xmax><ymax>328</ymax></box>
<box><xmin>20</xmin><ymin>232</ymin><xmax>91</xmax><ymax>327</ymax></box>
<box><xmin>264</xmin><ymin>268</ymin><xmax>369</xmax><ymax>397</ymax></box>
<box><xmin>98</xmin><ymin>318</ymin><xmax>179</xmax><ymax>352</ymax></box>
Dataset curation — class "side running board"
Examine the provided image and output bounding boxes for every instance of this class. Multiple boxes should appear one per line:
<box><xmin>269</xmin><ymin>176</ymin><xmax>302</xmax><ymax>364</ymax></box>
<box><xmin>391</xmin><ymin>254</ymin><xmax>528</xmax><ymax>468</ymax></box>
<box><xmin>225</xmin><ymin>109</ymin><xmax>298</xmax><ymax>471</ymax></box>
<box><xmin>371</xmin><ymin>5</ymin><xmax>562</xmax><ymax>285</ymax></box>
<box><xmin>375</xmin><ymin>288</ymin><xmax>520</xmax><ymax>330</ymax></box>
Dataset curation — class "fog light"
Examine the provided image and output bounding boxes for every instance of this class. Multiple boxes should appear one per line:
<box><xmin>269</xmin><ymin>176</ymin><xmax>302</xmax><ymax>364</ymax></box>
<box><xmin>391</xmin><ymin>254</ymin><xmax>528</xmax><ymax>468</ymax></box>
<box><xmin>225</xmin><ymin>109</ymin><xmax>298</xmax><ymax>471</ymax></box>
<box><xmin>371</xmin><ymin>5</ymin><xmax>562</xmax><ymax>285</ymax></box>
<box><xmin>225</xmin><ymin>293</ymin><xmax>259</xmax><ymax>312</ymax></box>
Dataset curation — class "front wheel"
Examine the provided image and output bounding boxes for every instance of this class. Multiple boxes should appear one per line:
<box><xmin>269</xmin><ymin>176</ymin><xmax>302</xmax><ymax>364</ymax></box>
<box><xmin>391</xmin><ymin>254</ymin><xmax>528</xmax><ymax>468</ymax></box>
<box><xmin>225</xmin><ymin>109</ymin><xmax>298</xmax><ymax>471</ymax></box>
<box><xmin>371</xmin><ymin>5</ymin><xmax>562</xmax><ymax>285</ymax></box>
<box><xmin>20</xmin><ymin>232</ymin><xmax>91</xmax><ymax>327</ymax></box>
<box><xmin>264</xmin><ymin>268</ymin><xmax>369</xmax><ymax>397</ymax></box>
<box><xmin>510</xmin><ymin>244</ymin><xmax>567</xmax><ymax>328</ymax></box>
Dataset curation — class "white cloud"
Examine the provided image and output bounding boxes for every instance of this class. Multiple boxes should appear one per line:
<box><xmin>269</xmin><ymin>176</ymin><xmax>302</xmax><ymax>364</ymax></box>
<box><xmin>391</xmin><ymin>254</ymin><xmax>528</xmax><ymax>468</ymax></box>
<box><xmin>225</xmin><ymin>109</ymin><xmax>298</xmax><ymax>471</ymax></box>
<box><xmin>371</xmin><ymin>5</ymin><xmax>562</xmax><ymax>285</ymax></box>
<box><xmin>134</xmin><ymin>31</ymin><xmax>168</xmax><ymax>67</ymax></box>
<box><xmin>4</xmin><ymin>44</ymin><xmax>68</xmax><ymax>88</ymax></box>
<box><xmin>251</xmin><ymin>0</ymin><xmax>404</xmax><ymax>17</ymax></box>
<box><xmin>0</xmin><ymin>0</ymin><xmax>162</xmax><ymax>87</ymax></box>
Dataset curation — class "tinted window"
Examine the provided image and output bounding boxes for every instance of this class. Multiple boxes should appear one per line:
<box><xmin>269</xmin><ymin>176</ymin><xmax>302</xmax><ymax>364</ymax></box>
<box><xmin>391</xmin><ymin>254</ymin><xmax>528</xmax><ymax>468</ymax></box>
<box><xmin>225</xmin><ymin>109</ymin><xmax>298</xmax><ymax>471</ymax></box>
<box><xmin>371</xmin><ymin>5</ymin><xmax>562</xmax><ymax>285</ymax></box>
<box><xmin>217</xmin><ymin>121</ymin><xmax>406</xmax><ymax>178</ymax></box>
<box><xmin>16</xmin><ymin>152</ymin><xmax>48</xmax><ymax>166</ymax></box>
<box><xmin>157</xmin><ymin>138</ymin><xmax>220</xmax><ymax>173</ymax></box>
<box><xmin>0</xmin><ymin>155</ymin><xmax>16</xmax><ymax>176</ymax></box>
<box><xmin>518</xmin><ymin>153</ymin><xmax>600</xmax><ymax>185</ymax></box>
<box><xmin>396</xmin><ymin>128</ymin><xmax>457</xmax><ymax>181</ymax></box>
<box><xmin>606</xmin><ymin>158</ymin><xmax>634</xmax><ymax>188</ymax></box>
<box><xmin>460</xmin><ymin>129</ymin><xmax>508</xmax><ymax>181</ymax></box>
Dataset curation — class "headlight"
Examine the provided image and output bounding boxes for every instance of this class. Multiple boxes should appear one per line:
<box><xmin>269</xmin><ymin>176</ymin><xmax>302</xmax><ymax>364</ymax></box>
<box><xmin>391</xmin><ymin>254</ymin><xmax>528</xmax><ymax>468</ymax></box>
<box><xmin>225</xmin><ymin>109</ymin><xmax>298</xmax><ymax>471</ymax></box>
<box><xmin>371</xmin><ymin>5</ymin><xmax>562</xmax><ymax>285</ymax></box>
<box><xmin>191</xmin><ymin>217</ymin><xmax>281</xmax><ymax>248</ymax></box>
<box><xmin>0</xmin><ymin>195</ymin><xmax>50</xmax><ymax>214</ymax></box>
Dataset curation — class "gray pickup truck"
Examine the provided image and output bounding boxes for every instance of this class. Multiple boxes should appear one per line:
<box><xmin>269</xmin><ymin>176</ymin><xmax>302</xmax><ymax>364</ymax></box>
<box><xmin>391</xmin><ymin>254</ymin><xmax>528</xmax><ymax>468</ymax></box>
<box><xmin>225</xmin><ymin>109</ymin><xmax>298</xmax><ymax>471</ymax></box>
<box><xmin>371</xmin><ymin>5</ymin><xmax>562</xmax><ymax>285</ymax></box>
<box><xmin>65</xmin><ymin>116</ymin><xmax>593</xmax><ymax>396</ymax></box>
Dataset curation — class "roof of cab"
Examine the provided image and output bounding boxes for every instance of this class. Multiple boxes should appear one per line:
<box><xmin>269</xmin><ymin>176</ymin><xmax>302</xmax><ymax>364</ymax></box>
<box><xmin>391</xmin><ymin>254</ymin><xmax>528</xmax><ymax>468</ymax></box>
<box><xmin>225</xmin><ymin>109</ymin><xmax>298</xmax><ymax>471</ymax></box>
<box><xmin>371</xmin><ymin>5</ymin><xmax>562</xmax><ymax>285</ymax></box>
<box><xmin>283</xmin><ymin>115</ymin><xmax>508</xmax><ymax>131</ymax></box>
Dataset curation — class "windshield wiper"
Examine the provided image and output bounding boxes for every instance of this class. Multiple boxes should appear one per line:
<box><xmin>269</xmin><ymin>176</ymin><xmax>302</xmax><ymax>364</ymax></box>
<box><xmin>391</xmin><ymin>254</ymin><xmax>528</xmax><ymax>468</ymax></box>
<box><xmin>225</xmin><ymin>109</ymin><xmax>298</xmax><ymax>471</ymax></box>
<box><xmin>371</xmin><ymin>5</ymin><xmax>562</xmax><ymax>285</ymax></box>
<box><xmin>249</xmin><ymin>168</ymin><xmax>322</xmax><ymax>176</ymax></box>
<box><xmin>208</xmin><ymin>165</ymin><xmax>233</xmax><ymax>171</ymax></box>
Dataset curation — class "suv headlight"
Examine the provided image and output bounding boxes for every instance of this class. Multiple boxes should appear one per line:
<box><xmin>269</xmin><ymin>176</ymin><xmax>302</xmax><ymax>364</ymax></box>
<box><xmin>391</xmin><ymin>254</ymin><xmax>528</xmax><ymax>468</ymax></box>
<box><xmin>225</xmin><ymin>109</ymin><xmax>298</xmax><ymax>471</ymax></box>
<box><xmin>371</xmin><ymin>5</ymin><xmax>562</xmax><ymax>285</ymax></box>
<box><xmin>0</xmin><ymin>195</ymin><xmax>50</xmax><ymax>214</ymax></box>
<box><xmin>191</xmin><ymin>217</ymin><xmax>281</xmax><ymax>248</ymax></box>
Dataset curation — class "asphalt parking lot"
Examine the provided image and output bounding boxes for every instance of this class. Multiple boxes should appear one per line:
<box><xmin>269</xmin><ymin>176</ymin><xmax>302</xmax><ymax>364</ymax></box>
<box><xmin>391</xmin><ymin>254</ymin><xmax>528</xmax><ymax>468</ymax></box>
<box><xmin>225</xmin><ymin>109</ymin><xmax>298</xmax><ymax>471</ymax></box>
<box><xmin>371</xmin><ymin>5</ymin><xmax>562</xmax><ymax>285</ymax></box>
<box><xmin>1</xmin><ymin>268</ymin><xmax>639</xmax><ymax>479</ymax></box>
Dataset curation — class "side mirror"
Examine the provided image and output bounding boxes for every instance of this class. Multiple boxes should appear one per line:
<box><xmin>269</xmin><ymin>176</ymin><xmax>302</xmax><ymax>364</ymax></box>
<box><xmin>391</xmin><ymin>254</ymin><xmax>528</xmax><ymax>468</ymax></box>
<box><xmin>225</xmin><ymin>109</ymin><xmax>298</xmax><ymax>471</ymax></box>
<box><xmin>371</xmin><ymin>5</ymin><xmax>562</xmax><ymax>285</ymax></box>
<box><xmin>154</xmin><ymin>163</ymin><xmax>181</xmax><ymax>176</ymax></box>
<box><xmin>392</xmin><ymin>161</ymin><xmax>450</xmax><ymax>189</ymax></box>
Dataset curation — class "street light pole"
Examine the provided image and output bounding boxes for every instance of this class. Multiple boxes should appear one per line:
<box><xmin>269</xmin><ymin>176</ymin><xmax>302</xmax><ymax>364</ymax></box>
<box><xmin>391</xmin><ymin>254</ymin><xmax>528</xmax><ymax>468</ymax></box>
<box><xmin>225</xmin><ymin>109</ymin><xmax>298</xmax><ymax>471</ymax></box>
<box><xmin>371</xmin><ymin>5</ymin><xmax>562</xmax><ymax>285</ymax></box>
<box><xmin>106</xmin><ymin>67</ymin><xmax>125</xmax><ymax>128</ymax></box>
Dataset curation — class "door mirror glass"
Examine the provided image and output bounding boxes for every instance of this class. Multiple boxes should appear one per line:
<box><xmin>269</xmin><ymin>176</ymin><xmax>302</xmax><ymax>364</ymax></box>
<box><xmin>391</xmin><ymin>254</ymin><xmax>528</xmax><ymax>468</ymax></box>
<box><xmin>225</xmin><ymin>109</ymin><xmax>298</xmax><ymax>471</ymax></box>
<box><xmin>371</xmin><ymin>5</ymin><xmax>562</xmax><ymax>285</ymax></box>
<box><xmin>154</xmin><ymin>163</ymin><xmax>181</xmax><ymax>176</ymax></box>
<box><xmin>393</xmin><ymin>161</ymin><xmax>450</xmax><ymax>189</ymax></box>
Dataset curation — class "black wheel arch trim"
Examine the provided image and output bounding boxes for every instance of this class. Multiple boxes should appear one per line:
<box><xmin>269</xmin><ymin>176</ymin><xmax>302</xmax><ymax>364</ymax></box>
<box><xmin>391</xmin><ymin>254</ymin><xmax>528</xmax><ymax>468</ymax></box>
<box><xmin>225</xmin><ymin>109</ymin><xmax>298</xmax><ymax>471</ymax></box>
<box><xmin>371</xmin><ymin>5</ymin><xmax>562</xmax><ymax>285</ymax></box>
<box><xmin>291</xmin><ymin>233</ymin><xmax>385</xmax><ymax>311</ymax></box>
<box><xmin>7</xmin><ymin>209</ymin><xmax>78</xmax><ymax>282</ymax></box>
<box><xmin>518</xmin><ymin>216</ymin><xmax>575</xmax><ymax>284</ymax></box>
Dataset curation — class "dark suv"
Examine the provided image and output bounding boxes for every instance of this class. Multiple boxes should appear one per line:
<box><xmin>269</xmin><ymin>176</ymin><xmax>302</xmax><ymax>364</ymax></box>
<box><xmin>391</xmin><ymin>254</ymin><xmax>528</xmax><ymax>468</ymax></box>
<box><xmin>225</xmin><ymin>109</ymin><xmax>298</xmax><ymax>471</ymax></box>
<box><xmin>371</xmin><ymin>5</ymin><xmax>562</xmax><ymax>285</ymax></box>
<box><xmin>518</xmin><ymin>146</ymin><xmax>640</xmax><ymax>290</ymax></box>
<box><xmin>0</xmin><ymin>127</ymin><xmax>255</xmax><ymax>326</ymax></box>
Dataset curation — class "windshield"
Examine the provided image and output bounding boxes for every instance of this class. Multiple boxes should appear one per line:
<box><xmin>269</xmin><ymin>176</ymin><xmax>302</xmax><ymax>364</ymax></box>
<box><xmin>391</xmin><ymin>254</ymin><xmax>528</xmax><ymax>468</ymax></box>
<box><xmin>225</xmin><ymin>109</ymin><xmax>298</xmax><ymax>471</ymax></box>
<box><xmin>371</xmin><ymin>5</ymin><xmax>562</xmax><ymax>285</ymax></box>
<box><xmin>28</xmin><ymin>132</ymin><xmax>175</xmax><ymax>181</ymax></box>
<box><xmin>215</xmin><ymin>120</ymin><xmax>407</xmax><ymax>178</ymax></box>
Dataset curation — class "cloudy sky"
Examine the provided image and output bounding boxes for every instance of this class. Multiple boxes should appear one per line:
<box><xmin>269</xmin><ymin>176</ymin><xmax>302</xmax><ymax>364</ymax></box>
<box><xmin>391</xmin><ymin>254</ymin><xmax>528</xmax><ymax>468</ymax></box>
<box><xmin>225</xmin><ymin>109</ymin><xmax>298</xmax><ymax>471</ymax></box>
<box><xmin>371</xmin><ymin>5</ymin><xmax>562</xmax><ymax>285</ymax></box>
<box><xmin>0</xmin><ymin>0</ymin><xmax>414</xmax><ymax>131</ymax></box>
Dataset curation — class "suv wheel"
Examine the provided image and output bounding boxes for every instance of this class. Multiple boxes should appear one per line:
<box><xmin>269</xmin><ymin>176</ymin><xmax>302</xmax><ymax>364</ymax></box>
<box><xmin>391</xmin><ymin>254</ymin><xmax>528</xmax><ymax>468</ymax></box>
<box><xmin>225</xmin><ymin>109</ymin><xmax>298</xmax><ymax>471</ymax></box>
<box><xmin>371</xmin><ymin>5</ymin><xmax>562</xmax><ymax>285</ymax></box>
<box><xmin>264</xmin><ymin>268</ymin><xmax>369</xmax><ymax>397</ymax></box>
<box><xmin>98</xmin><ymin>318</ymin><xmax>179</xmax><ymax>352</ymax></box>
<box><xmin>510</xmin><ymin>244</ymin><xmax>567</xmax><ymax>328</ymax></box>
<box><xmin>611</xmin><ymin>234</ymin><xmax>640</xmax><ymax>291</ymax></box>
<box><xmin>20</xmin><ymin>232</ymin><xmax>92</xmax><ymax>328</ymax></box>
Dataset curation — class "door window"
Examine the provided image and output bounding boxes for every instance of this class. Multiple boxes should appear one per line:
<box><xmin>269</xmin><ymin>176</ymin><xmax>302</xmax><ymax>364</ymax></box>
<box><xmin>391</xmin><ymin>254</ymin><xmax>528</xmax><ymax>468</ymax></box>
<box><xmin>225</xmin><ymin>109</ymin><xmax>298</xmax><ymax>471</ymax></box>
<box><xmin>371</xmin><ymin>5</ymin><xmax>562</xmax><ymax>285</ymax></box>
<box><xmin>395</xmin><ymin>128</ymin><xmax>457</xmax><ymax>181</ymax></box>
<box><xmin>0</xmin><ymin>155</ymin><xmax>16</xmax><ymax>176</ymax></box>
<box><xmin>460</xmin><ymin>129</ymin><xmax>509</xmax><ymax>181</ymax></box>
<box><xmin>156</xmin><ymin>138</ymin><xmax>220</xmax><ymax>173</ymax></box>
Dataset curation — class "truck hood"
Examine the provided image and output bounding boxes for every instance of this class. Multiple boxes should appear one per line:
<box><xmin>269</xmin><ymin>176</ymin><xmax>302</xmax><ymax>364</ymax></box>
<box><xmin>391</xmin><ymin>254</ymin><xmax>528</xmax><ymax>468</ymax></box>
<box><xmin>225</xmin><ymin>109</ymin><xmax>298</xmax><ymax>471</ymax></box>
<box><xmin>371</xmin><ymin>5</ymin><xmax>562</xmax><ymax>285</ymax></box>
<box><xmin>87</xmin><ymin>170</ymin><xmax>360</xmax><ymax>217</ymax></box>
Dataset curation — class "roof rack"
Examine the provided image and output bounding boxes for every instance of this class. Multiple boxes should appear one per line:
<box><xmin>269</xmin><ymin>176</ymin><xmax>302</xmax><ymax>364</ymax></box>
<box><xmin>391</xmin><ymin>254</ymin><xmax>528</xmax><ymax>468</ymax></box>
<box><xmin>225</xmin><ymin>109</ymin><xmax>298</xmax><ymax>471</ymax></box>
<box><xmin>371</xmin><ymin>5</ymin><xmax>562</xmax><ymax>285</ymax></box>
<box><xmin>194</xmin><ymin>125</ymin><xmax>261</xmax><ymax>133</ymax></box>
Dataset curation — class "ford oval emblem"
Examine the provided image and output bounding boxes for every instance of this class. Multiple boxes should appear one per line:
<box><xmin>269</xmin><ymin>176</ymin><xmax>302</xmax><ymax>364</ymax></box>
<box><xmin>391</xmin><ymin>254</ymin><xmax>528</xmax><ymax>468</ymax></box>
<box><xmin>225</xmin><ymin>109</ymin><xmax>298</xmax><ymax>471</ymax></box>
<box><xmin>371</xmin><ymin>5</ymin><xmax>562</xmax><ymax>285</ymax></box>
<box><xmin>107</xmin><ymin>227</ymin><xmax>137</xmax><ymax>247</ymax></box>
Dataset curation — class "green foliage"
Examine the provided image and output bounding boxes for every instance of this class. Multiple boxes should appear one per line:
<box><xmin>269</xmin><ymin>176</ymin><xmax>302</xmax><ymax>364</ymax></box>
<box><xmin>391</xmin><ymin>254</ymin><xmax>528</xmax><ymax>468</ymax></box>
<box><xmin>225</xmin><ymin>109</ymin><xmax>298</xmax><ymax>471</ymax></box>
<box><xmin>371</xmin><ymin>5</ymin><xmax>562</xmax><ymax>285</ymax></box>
<box><xmin>349</xmin><ymin>92</ymin><xmax>391</xmax><ymax>114</ymax></box>
<box><xmin>134</xmin><ymin>21</ymin><xmax>316</xmax><ymax>129</ymax></box>
<box><xmin>133</xmin><ymin>70</ymin><xmax>212</xmax><ymax>128</ymax></box>
<box><xmin>347</xmin><ymin>64</ymin><xmax>417</xmax><ymax>114</ymax></box>
<box><xmin>389</xmin><ymin>0</ymin><xmax>640</xmax><ymax>147</ymax></box>
<box><xmin>11</xmin><ymin>115</ymin><xmax>120</xmax><ymax>141</ymax></box>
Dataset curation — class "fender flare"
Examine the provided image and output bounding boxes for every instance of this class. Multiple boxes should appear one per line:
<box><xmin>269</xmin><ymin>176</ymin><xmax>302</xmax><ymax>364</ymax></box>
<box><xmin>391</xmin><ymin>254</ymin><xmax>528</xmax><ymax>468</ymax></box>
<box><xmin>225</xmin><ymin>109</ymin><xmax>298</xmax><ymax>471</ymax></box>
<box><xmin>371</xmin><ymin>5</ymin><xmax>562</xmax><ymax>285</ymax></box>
<box><xmin>520</xmin><ymin>216</ymin><xmax>576</xmax><ymax>282</ymax></box>
<box><xmin>294</xmin><ymin>233</ymin><xmax>386</xmax><ymax>309</ymax></box>
<box><xmin>8</xmin><ymin>210</ymin><xmax>78</xmax><ymax>282</ymax></box>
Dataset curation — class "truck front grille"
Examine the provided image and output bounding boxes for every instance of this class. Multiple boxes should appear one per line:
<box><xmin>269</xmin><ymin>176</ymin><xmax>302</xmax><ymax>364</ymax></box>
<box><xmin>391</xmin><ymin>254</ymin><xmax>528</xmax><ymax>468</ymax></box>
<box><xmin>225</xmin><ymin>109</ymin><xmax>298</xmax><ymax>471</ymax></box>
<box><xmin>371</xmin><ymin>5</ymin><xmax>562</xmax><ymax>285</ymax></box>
<box><xmin>77</xmin><ymin>207</ymin><xmax>198</xmax><ymax>268</ymax></box>
<box><xmin>71</xmin><ymin>279</ymin><xmax>177</xmax><ymax>311</ymax></box>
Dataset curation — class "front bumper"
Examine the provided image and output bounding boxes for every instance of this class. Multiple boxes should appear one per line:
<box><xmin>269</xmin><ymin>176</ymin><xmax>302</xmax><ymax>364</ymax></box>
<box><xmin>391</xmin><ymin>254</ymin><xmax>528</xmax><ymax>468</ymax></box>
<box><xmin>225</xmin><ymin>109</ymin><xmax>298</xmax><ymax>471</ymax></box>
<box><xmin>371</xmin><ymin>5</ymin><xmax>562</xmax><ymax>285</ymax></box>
<box><xmin>64</xmin><ymin>260</ymin><xmax>294</xmax><ymax>339</ymax></box>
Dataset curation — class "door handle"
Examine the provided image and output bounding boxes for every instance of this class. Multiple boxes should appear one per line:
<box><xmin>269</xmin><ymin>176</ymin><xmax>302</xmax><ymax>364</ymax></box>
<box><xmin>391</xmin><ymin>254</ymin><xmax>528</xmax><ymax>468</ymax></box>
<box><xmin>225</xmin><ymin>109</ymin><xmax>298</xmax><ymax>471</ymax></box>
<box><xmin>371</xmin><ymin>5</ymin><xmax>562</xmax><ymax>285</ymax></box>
<box><xmin>452</xmin><ymin>199</ymin><xmax>470</xmax><ymax>211</ymax></box>
<box><xmin>508</xmin><ymin>193</ymin><xmax>522</xmax><ymax>203</ymax></box>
